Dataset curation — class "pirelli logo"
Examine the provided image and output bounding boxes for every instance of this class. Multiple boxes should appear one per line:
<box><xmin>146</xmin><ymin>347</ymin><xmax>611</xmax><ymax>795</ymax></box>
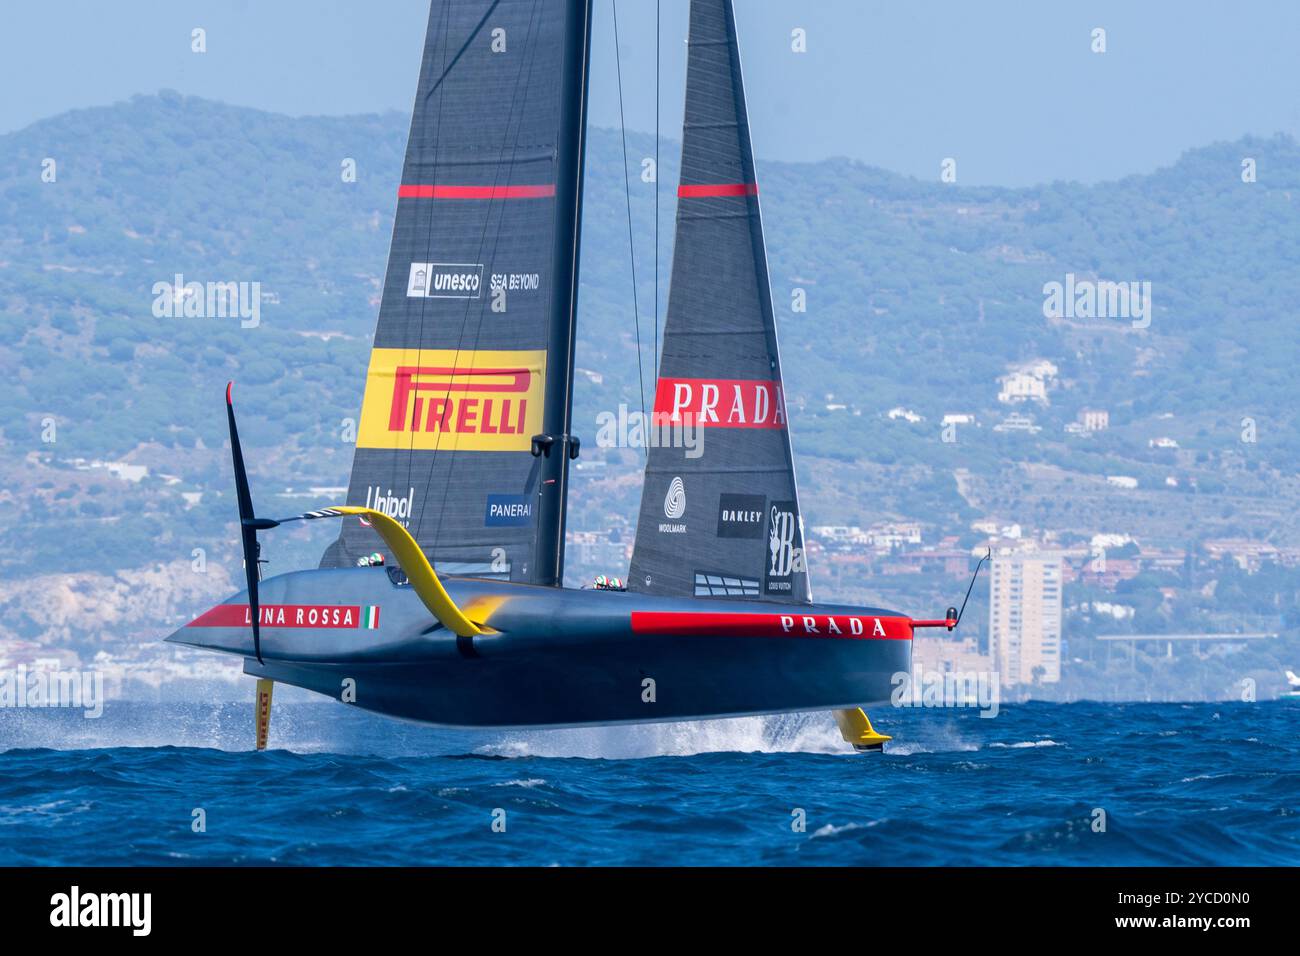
<box><xmin>357</xmin><ymin>348</ymin><xmax>546</xmax><ymax>452</ymax></box>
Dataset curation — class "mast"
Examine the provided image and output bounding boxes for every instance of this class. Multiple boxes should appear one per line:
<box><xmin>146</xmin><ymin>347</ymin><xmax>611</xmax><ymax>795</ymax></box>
<box><xmin>533</xmin><ymin>0</ymin><xmax>593</xmax><ymax>587</ymax></box>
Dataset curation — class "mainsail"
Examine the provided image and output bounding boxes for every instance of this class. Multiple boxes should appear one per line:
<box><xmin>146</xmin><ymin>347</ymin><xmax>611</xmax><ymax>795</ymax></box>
<box><xmin>628</xmin><ymin>0</ymin><xmax>811</xmax><ymax>603</ymax></box>
<box><xmin>322</xmin><ymin>0</ymin><xmax>592</xmax><ymax>585</ymax></box>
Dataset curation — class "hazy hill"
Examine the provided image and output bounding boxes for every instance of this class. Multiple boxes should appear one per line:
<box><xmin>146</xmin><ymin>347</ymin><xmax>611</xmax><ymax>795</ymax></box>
<box><xmin>2</xmin><ymin>92</ymin><xmax>1299</xmax><ymax>604</ymax></box>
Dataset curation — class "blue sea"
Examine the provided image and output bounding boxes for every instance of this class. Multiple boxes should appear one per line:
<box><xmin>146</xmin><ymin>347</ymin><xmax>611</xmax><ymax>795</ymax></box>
<box><xmin>1</xmin><ymin>700</ymin><xmax>1296</xmax><ymax>865</ymax></box>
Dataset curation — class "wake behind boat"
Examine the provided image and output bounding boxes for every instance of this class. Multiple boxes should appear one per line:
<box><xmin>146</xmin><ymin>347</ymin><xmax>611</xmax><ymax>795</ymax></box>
<box><xmin>168</xmin><ymin>0</ymin><xmax>971</xmax><ymax>752</ymax></box>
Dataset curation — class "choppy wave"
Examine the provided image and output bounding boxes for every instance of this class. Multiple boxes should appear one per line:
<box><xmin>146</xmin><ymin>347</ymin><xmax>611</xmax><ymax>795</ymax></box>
<box><xmin>478</xmin><ymin>712</ymin><xmax>847</xmax><ymax>759</ymax></box>
<box><xmin>1</xmin><ymin>700</ymin><xmax>1298</xmax><ymax>865</ymax></box>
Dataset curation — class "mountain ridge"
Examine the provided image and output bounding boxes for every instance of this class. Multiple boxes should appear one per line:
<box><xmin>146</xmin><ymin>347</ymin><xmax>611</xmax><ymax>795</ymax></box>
<box><xmin>2</xmin><ymin>93</ymin><xmax>1298</xmax><ymax>592</ymax></box>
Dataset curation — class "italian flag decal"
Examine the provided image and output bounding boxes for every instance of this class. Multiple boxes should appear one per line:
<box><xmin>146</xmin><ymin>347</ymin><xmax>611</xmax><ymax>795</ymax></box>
<box><xmin>363</xmin><ymin>605</ymin><xmax>381</xmax><ymax>629</ymax></box>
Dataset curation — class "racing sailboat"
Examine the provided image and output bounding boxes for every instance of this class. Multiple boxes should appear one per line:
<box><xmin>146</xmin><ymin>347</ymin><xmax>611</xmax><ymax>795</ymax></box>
<box><xmin>168</xmin><ymin>0</ymin><xmax>971</xmax><ymax>752</ymax></box>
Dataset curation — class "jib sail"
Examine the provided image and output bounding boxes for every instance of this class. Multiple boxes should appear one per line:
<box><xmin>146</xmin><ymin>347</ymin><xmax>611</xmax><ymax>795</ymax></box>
<box><xmin>628</xmin><ymin>0</ymin><xmax>812</xmax><ymax>604</ymax></box>
<box><xmin>322</xmin><ymin>0</ymin><xmax>592</xmax><ymax>584</ymax></box>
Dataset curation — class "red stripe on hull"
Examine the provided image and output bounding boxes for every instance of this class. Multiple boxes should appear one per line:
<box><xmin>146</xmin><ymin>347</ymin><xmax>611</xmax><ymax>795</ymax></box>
<box><xmin>398</xmin><ymin>184</ymin><xmax>555</xmax><ymax>200</ymax></box>
<box><xmin>189</xmin><ymin>604</ymin><xmax>365</xmax><ymax>629</ymax></box>
<box><xmin>631</xmin><ymin>611</ymin><xmax>913</xmax><ymax>640</ymax></box>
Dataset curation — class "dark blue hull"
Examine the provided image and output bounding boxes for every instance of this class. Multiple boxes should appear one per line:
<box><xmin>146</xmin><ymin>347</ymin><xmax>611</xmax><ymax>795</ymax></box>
<box><xmin>170</xmin><ymin>567</ymin><xmax>913</xmax><ymax>728</ymax></box>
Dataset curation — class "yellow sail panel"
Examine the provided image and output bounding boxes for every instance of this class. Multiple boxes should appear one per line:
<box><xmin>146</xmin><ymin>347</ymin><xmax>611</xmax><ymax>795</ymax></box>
<box><xmin>355</xmin><ymin>348</ymin><xmax>545</xmax><ymax>453</ymax></box>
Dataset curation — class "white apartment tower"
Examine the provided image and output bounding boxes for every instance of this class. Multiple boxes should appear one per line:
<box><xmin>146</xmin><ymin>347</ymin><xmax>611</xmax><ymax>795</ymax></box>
<box><xmin>988</xmin><ymin>553</ymin><xmax>1063</xmax><ymax>686</ymax></box>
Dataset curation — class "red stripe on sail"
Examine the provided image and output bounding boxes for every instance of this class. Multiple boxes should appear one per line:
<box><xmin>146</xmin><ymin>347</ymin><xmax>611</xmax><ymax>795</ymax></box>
<box><xmin>630</xmin><ymin>611</ymin><xmax>913</xmax><ymax>640</ymax></box>
<box><xmin>398</xmin><ymin>184</ymin><xmax>556</xmax><ymax>200</ymax></box>
<box><xmin>677</xmin><ymin>182</ymin><xmax>758</xmax><ymax>198</ymax></box>
<box><xmin>652</xmin><ymin>377</ymin><xmax>786</xmax><ymax>429</ymax></box>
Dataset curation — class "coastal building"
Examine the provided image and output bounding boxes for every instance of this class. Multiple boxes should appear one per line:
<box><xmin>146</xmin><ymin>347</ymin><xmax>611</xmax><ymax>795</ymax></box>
<box><xmin>888</xmin><ymin>547</ymin><xmax>976</xmax><ymax>579</ymax></box>
<box><xmin>1203</xmin><ymin>539</ymin><xmax>1281</xmax><ymax>572</ymax></box>
<box><xmin>569</xmin><ymin>529</ymin><xmax>630</xmax><ymax>568</ymax></box>
<box><xmin>866</xmin><ymin>523</ymin><xmax>922</xmax><ymax>550</ymax></box>
<box><xmin>989</xmin><ymin>552</ymin><xmax>1063</xmax><ymax>687</ymax></box>
<box><xmin>911</xmin><ymin>634</ymin><xmax>993</xmax><ymax>676</ymax></box>
<box><xmin>1078</xmin><ymin>408</ymin><xmax>1109</xmax><ymax>431</ymax></box>
<box><xmin>993</xmin><ymin>412</ymin><xmax>1041</xmax><ymax>433</ymax></box>
<box><xmin>997</xmin><ymin>360</ymin><xmax>1058</xmax><ymax>405</ymax></box>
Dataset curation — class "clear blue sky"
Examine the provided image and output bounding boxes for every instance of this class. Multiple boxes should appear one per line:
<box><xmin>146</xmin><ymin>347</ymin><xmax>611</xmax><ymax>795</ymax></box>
<box><xmin>3</xmin><ymin>0</ymin><xmax>1298</xmax><ymax>186</ymax></box>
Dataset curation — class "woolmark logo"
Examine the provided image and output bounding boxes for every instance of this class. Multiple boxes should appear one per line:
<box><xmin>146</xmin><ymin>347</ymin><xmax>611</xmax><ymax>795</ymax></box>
<box><xmin>659</xmin><ymin>476</ymin><xmax>687</xmax><ymax>534</ymax></box>
<box><xmin>407</xmin><ymin>262</ymin><xmax>484</xmax><ymax>299</ymax></box>
<box><xmin>664</xmin><ymin>476</ymin><xmax>686</xmax><ymax>519</ymax></box>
